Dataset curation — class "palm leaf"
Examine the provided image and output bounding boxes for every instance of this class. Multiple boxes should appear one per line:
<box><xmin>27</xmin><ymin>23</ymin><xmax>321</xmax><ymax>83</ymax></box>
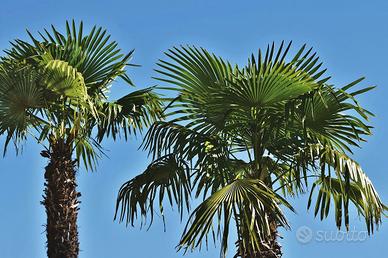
<box><xmin>96</xmin><ymin>87</ymin><xmax>163</xmax><ymax>141</ymax></box>
<box><xmin>6</xmin><ymin>20</ymin><xmax>134</xmax><ymax>94</ymax></box>
<box><xmin>115</xmin><ymin>154</ymin><xmax>191</xmax><ymax>228</ymax></box>
<box><xmin>178</xmin><ymin>179</ymin><xmax>293</xmax><ymax>257</ymax></box>
<box><xmin>306</xmin><ymin>144</ymin><xmax>386</xmax><ymax>233</ymax></box>
<box><xmin>0</xmin><ymin>62</ymin><xmax>46</xmax><ymax>153</ymax></box>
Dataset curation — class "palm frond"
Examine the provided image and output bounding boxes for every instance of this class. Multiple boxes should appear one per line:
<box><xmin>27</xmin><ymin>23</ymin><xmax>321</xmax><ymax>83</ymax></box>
<box><xmin>6</xmin><ymin>20</ymin><xmax>134</xmax><ymax>94</ymax></box>
<box><xmin>306</xmin><ymin>144</ymin><xmax>386</xmax><ymax>233</ymax></box>
<box><xmin>303</xmin><ymin>81</ymin><xmax>373</xmax><ymax>153</ymax></box>
<box><xmin>42</xmin><ymin>56</ymin><xmax>88</xmax><ymax>100</ymax></box>
<box><xmin>178</xmin><ymin>179</ymin><xmax>293</xmax><ymax>257</ymax></box>
<box><xmin>74</xmin><ymin>136</ymin><xmax>103</xmax><ymax>171</ymax></box>
<box><xmin>115</xmin><ymin>154</ymin><xmax>191</xmax><ymax>228</ymax></box>
<box><xmin>96</xmin><ymin>87</ymin><xmax>163</xmax><ymax>142</ymax></box>
<box><xmin>0</xmin><ymin>62</ymin><xmax>46</xmax><ymax>153</ymax></box>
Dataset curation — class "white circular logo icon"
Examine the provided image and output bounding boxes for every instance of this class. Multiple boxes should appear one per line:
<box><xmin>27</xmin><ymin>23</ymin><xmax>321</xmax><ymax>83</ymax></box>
<box><xmin>296</xmin><ymin>226</ymin><xmax>313</xmax><ymax>244</ymax></box>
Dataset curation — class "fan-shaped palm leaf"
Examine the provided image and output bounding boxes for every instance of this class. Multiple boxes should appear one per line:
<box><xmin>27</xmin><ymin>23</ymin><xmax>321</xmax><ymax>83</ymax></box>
<box><xmin>179</xmin><ymin>179</ymin><xmax>293</xmax><ymax>257</ymax></box>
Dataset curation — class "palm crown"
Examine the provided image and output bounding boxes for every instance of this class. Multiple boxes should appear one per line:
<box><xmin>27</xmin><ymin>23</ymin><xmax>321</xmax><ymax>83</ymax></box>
<box><xmin>115</xmin><ymin>42</ymin><xmax>386</xmax><ymax>257</ymax></box>
<box><xmin>0</xmin><ymin>20</ymin><xmax>162</xmax><ymax>168</ymax></box>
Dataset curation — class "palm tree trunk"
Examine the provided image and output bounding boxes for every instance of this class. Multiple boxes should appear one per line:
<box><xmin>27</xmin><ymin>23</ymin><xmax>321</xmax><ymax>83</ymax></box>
<box><xmin>41</xmin><ymin>138</ymin><xmax>80</xmax><ymax>258</ymax></box>
<box><xmin>257</xmin><ymin>221</ymin><xmax>282</xmax><ymax>258</ymax></box>
<box><xmin>236</xmin><ymin>220</ymin><xmax>282</xmax><ymax>258</ymax></box>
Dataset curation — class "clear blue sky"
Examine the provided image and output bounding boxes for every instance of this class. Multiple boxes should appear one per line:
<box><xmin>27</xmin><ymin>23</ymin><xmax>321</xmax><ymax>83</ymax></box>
<box><xmin>0</xmin><ymin>1</ymin><xmax>387</xmax><ymax>258</ymax></box>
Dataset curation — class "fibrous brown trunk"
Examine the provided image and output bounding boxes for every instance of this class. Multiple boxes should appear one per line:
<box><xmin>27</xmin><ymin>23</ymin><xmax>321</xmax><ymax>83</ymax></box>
<box><xmin>236</xmin><ymin>220</ymin><xmax>282</xmax><ymax>258</ymax></box>
<box><xmin>256</xmin><ymin>221</ymin><xmax>282</xmax><ymax>258</ymax></box>
<box><xmin>41</xmin><ymin>138</ymin><xmax>80</xmax><ymax>258</ymax></box>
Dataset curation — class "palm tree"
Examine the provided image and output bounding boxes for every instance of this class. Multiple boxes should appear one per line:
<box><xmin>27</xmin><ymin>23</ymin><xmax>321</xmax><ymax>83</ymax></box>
<box><xmin>0</xmin><ymin>21</ymin><xmax>162</xmax><ymax>258</ymax></box>
<box><xmin>115</xmin><ymin>43</ymin><xmax>387</xmax><ymax>258</ymax></box>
